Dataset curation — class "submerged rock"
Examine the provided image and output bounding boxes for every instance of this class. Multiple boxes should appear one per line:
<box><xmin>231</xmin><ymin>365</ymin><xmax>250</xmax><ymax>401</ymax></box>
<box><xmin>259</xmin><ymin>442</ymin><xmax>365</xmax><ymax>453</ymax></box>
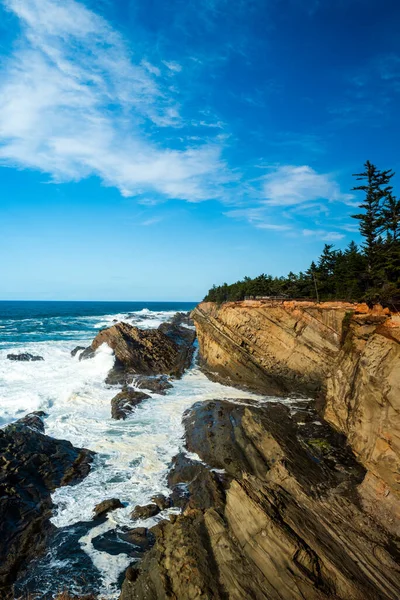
<box><xmin>0</xmin><ymin>414</ymin><xmax>94</xmax><ymax>595</ymax></box>
<box><xmin>94</xmin><ymin>498</ymin><xmax>124</xmax><ymax>518</ymax></box>
<box><xmin>133</xmin><ymin>375</ymin><xmax>173</xmax><ymax>395</ymax></box>
<box><xmin>17</xmin><ymin>410</ymin><xmax>47</xmax><ymax>432</ymax></box>
<box><xmin>120</xmin><ymin>527</ymin><xmax>156</xmax><ymax>551</ymax></box>
<box><xmin>7</xmin><ymin>352</ymin><xmax>44</xmax><ymax>361</ymax></box>
<box><xmin>71</xmin><ymin>346</ymin><xmax>86</xmax><ymax>357</ymax></box>
<box><xmin>111</xmin><ymin>388</ymin><xmax>150</xmax><ymax>420</ymax></box>
<box><xmin>120</xmin><ymin>399</ymin><xmax>400</xmax><ymax>600</ymax></box>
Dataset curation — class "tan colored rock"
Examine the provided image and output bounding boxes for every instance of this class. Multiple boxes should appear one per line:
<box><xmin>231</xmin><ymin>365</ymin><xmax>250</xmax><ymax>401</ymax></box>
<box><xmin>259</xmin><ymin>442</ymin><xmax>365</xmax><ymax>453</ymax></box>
<box><xmin>324</xmin><ymin>315</ymin><xmax>400</xmax><ymax>507</ymax></box>
<box><xmin>120</xmin><ymin>400</ymin><xmax>400</xmax><ymax>600</ymax></box>
<box><xmin>192</xmin><ymin>301</ymin><xmax>400</xmax><ymax>507</ymax></box>
<box><xmin>192</xmin><ymin>300</ymin><xmax>357</xmax><ymax>396</ymax></box>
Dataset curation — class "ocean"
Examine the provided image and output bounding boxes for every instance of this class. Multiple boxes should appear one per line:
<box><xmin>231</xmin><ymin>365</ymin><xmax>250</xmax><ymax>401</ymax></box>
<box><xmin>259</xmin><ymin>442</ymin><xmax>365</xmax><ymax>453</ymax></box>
<box><xmin>0</xmin><ymin>301</ymin><xmax>261</xmax><ymax>598</ymax></box>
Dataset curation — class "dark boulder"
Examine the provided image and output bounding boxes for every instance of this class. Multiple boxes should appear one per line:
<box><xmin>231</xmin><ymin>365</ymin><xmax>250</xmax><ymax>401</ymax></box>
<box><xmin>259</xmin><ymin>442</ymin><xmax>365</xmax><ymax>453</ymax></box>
<box><xmin>79</xmin><ymin>346</ymin><xmax>95</xmax><ymax>360</ymax></box>
<box><xmin>133</xmin><ymin>375</ymin><xmax>173</xmax><ymax>395</ymax></box>
<box><xmin>167</xmin><ymin>452</ymin><xmax>226</xmax><ymax>511</ymax></box>
<box><xmin>17</xmin><ymin>411</ymin><xmax>47</xmax><ymax>433</ymax></box>
<box><xmin>71</xmin><ymin>346</ymin><xmax>86</xmax><ymax>357</ymax></box>
<box><xmin>0</xmin><ymin>414</ymin><xmax>94</xmax><ymax>595</ymax></box>
<box><xmin>93</xmin><ymin>498</ymin><xmax>124</xmax><ymax>518</ymax></box>
<box><xmin>7</xmin><ymin>353</ymin><xmax>44</xmax><ymax>362</ymax></box>
<box><xmin>169</xmin><ymin>311</ymin><xmax>194</xmax><ymax>327</ymax></box>
<box><xmin>131</xmin><ymin>504</ymin><xmax>160</xmax><ymax>520</ymax></box>
<box><xmin>111</xmin><ymin>388</ymin><xmax>150</xmax><ymax>420</ymax></box>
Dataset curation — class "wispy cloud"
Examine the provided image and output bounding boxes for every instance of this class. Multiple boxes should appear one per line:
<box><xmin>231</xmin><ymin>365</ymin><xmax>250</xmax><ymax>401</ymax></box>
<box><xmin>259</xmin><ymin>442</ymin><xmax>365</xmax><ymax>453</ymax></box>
<box><xmin>162</xmin><ymin>60</ymin><xmax>182</xmax><ymax>73</ymax></box>
<box><xmin>329</xmin><ymin>52</ymin><xmax>400</xmax><ymax>125</ymax></box>
<box><xmin>302</xmin><ymin>229</ymin><xmax>345</xmax><ymax>242</ymax></box>
<box><xmin>262</xmin><ymin>165</ymin><xmax>354</xmax><ymax>207</ymax></box>
<box><xmin>225</xmin><ymin>165</ymin><xmax>353</xmax><ymax>241</ymax></box>
<box><xmin>0</xmin><ymin>0</ymin><xmax>234</xmax><ymax>201</ymax></box>
<box><xmin>225</xmin><ymin>207</ymin><xmax>292</xmax><ymax>231</ymax></box>
<box><xmin>141</xmin><ymin>216</ymin><xmax>162</xmax><ymax>226</ymax></box>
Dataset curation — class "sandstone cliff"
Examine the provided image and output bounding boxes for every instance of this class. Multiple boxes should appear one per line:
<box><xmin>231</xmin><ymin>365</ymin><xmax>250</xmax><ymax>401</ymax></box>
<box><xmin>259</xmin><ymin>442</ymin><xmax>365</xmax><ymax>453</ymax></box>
<box><xmin>192</xmin><ymin>301</ymin><xmax>400</xmax><ymax>513</ymax></box>
<box><xmin>192</xmin><ymin>300</ymin><xmax>357</xmax><ymax>396</ymax></box>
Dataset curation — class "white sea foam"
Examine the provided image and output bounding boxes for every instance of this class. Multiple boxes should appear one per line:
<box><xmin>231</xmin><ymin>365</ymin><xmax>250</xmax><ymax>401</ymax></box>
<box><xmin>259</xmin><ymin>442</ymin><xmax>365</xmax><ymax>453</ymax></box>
<box><xmin>0</xmin><ymin>309</ymin><xmax>265</xmax><ymax>597</ymax></box>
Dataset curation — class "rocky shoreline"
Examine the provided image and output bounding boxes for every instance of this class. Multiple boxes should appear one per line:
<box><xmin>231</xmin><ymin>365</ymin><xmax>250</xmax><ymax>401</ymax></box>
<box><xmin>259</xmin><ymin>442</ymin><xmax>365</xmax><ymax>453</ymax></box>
<box><xmin>121</xmin><ymin>398</ymin><xmax>400</xmax><ymax>600</ymax></box>
<box><xmin>0</xmin><ymin>413</ymin><xmax>94</xmax><ymax>598</ymax></box>
<box><xmin>2</xmin><ymin>304</ymin><xmax>400</xmax><ymax>599</ymax></box>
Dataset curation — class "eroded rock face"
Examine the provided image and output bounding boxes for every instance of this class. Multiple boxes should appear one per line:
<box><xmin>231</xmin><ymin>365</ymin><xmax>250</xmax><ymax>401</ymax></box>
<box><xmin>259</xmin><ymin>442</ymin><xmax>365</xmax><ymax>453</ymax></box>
<box><xmin>192</xmin><ymin>301</ymin><xmax>400</xmax><ymax>511</ymax></box>
<box><xmin>81</xmin><ymin>321</ymin><xmax>195</xmax><ymax>384</ymax></box>
<box><xmin>0</xmin><ymin>415</ymin><xmax>94</xmax><ymax>595</ymax></box>
<box><xmin>192</xmin><ymin>300</ymin><xmax>357</xmax><ymax>396</ymax></box>
<box><xmin>324</xmin><ymin>313</ymin><xmax>400</xmax><ymax>528</ymax></box>
<box><xmin>120</xmin><ymin>400</ymin><xmax>400</xmax><ymax>600</ymax></box>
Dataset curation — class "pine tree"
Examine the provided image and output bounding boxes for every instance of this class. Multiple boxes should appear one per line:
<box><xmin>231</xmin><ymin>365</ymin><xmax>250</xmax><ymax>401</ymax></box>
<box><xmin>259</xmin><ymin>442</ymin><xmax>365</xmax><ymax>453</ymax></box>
<box><xmin>352</xmin><ymin>161</ymin><xmax>395</xmax><ymax>282</ymax></box>
<box><xmin>382</xmin><ymin>192</ymin><xmax>400</xmax><ymax>243</ymax></box>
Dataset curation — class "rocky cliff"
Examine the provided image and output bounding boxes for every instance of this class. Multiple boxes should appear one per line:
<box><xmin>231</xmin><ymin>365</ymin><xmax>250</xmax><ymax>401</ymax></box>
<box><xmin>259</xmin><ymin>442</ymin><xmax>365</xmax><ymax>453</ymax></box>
<box><xmin>192</xmin><ymin>301</ymin><xmax>400</xmax><ymax>512</ymax></box>
<box><xmin>121</xmin><ymin>400</ymin><xmax>400</xmax><ymax>600</ymax></box>
<box><xmin>192</xmin><ymin>300</ymin><xmax>358</xmax><ymax>397</ymax></box>
<box><xmin>116</xmin><ymin>301</ymin><xmax>400</xmax><ymax>600</ymax></box>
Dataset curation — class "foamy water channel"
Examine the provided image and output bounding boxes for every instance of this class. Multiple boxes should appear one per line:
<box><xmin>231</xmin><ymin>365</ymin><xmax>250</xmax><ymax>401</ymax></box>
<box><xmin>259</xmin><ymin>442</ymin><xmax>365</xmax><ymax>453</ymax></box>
<box><xmin>0</xmin><ymin>307</ymin><xmax>266</xmax><ymax>598</ymax></box>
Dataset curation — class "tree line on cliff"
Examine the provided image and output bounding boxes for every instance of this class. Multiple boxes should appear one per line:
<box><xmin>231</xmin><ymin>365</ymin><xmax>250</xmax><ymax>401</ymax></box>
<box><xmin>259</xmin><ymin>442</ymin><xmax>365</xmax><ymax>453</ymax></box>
<box><xmin>204</xmin><ymin>161</ymin><xmax>400</xmax><ymax>307</ymax></box>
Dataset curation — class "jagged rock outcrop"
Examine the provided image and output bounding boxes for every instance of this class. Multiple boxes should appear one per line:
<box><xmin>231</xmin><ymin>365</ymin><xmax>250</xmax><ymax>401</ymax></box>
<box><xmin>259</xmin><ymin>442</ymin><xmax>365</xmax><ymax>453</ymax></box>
<box><xmin>120</xmin><ymin>400</ymin><xmax>400</xmax><ymax>600</ymax></box>
<box><xmin>81</xmin><ymin>321</ymin><xmax>195</xmax><ymax>385</ymax></box>
<box><xmin>93</xmin><ymin>498</ymin><xmax>124</xmax><ymax>518</ymax></box>
<box><xmin>0</xmin><ymin>414</ymin><xmax>94</xmax><ymax>596</ymax></box>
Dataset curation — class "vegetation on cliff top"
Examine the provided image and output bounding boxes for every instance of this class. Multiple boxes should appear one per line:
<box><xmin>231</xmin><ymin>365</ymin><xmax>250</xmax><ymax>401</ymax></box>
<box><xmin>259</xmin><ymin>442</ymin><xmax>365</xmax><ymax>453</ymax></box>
<box><xmin>205</xmin><ymin>161</ymin><xmax>400</xmax><ymax>307</ymax></box>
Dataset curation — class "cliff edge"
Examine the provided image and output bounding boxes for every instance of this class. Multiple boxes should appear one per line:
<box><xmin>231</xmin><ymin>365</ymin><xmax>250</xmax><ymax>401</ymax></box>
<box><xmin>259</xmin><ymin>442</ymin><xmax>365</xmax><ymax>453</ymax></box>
<box><xmin>192</xmin><ymin>300</ymin><xmax>400</xmax><ymax>524</ymax></box>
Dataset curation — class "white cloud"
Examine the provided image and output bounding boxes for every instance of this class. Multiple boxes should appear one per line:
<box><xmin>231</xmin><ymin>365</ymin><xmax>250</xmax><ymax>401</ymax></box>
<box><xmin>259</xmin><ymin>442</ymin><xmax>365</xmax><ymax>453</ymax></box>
<box><xmin>302</xmin><ymin>229</ymin><xmax>345</xmax><ymax>242</ymax></box>
<box><xmin>162</xmin><ymin>60</ymin><xmax>182</xmax><ymax>73</ymax></box>
<box><xmin>262</xmin><ymin>165</ymin><xmax>354</xmax><ymax>207</ymax></box>
<box><xmin>0</xmin><ymin>0</ymin><xmax>233</xmax><ymax>201</ymax></box>
<box><xmin>225</xmin><ymin>208</ymin><xmax>292</xmax><ymax>231</ymax></box>
<box><xmin>141</xmin><ymin>216</ymin><xmax>162</xmax><ymax>226</ymax></box>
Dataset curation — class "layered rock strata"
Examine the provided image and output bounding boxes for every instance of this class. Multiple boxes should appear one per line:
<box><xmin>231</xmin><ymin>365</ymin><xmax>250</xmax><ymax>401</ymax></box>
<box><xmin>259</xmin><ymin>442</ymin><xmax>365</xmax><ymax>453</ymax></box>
<box><xmin>120</xmin><ymin>400</ymin><xmax>400</xmax><ymax>600</ymax></box>
<box><xmin>192</xmin><ymin>301</ymin><xmax>400</xmax><ymax>509</ymax></box>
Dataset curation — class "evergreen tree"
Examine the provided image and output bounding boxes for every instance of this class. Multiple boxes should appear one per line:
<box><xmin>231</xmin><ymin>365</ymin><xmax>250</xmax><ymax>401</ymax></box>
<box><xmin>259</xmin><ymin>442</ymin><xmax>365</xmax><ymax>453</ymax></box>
<box><xmin>204</xmin><ymin>161</ymin><xmax>399</xmax><ymax>307</ymax></box>
<box><xmin>382</xmin><ymin>192</ymin><xmax>400</xmax><ymax>243</ymax></box>
<box><xmin>351</xmin><ymin>161</ymin><xmax>394</xmax><ymax>281</ymax></box>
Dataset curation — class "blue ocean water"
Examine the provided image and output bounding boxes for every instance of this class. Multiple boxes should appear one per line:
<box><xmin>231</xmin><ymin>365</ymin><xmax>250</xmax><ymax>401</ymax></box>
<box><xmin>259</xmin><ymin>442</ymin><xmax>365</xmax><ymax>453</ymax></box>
<box><xmin>0</xmin><ymin>300</ymin><xmax>197</xmax><ymax>347</ymax></box>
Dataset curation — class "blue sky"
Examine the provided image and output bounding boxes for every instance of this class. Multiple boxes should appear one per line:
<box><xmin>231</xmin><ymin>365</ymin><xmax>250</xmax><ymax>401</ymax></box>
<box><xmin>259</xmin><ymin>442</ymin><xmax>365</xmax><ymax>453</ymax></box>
<box><xmin>0</xmin><ymin>0</ymin><xmax>399</xmax><ymax>300</ymax></box>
